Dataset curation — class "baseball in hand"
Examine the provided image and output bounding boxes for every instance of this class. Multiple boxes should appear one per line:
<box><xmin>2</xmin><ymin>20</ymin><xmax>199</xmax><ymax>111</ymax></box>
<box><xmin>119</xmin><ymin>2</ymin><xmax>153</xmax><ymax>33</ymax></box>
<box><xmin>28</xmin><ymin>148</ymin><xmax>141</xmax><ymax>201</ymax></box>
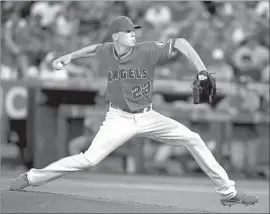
<box><xmin>56</xmin><ymin>62</ymin><xmax>64</xmax><ymax>69</ymax></box>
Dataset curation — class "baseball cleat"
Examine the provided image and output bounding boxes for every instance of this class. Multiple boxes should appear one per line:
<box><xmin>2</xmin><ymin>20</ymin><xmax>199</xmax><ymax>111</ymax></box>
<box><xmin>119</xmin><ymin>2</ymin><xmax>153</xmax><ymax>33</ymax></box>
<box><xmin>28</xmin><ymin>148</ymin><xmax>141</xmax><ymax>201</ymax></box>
<box><xmin>7</xmin><ymin>173</ymin><xmax>30</xmax><ymax>191</ymax></box>
<box><xmin>221</xmin><ymin>192</ymin><xmax>259</xmax><ymax>207</ymax></box>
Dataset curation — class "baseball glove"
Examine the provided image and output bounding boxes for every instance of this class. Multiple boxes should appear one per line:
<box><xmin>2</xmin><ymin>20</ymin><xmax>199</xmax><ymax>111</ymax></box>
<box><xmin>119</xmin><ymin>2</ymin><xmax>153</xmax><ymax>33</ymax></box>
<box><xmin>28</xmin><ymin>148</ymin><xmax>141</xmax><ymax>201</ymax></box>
<box><xmin>192</xmin><ymin>70</ymin><xmax>216</xmax><ymax>104</ymax></box>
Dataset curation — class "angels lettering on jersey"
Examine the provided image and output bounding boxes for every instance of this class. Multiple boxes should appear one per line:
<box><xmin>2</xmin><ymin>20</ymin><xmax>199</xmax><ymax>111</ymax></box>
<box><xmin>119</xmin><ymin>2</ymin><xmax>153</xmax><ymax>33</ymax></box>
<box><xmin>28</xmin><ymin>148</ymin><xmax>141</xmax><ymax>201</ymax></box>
<box><xmin>95</xmin><ymin>39</ymin><xmax>173</xmax><ymax>110</ymax></box>
<box><xmin>107</xmin><ymin>68</ymin><xmax>148</xmax><ymax>83</ymax></box>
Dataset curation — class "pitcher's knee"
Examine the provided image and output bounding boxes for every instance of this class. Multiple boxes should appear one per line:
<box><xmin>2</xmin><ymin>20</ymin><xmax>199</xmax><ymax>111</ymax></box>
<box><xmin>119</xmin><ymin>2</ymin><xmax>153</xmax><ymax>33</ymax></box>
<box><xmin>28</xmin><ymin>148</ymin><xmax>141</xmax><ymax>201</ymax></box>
<box><xmin>186</xmin><ymin>132</ymin><xmax>204</xmax><ymax>146</ymax></box>
<box><xmin>83</xmin><ymin>150</ymin><xmax>103</xmax><ymax>166</ymax></box>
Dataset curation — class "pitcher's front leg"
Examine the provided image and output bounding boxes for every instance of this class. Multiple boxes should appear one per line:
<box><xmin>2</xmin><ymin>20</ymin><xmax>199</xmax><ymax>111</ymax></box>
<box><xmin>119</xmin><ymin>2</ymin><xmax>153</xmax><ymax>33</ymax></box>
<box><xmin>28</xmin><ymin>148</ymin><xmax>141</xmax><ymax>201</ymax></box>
<box><xmin>182</xmin><ymin>132</ymin><xmax>236</xmax><ymax>199</ymax></box>
<box><xmin>138</xmin><ymin>111</ymin><xmax>236</xmax><ymax>199</ymax></box>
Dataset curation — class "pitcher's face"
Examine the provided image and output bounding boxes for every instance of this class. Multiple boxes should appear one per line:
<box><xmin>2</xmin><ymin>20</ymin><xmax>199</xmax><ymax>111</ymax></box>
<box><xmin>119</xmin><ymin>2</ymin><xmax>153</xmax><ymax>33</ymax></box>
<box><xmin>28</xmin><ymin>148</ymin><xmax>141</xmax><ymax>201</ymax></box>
<box><xmin>114</xmin><ymin>30</ymin><xmax>136</xmax><ymax>47</ymax></box>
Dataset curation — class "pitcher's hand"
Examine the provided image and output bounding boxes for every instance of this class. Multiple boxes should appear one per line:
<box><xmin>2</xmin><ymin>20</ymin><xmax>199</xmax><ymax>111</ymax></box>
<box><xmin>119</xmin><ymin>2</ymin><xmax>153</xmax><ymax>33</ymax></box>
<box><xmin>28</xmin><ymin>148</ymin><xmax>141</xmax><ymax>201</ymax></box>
<box><xmin>198</xmin><ymin>70</ymin><xmax>208</xmax><ymax>80</ymax></box>
<box><xmin>52</xmin><ymin>54</ymin><xmax>72</xmax><ymax>70</ymax></box>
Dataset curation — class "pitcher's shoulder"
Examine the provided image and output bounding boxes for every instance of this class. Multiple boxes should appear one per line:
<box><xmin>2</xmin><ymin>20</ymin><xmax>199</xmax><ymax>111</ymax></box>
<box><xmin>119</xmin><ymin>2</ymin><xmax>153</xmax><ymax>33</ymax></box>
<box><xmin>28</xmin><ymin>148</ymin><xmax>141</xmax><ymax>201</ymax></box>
<box><xmin>136</xmin><ymin>41</ymin><xmax>154</xmax><ymax>52</ymax></box>
<box><xmin>96</xmin><ymin>42</ymin><xmax>113</xmax><ymax>55</ymax></box>
<box><xmin>100</xmin><ymin>42</ymin><xmax>114</xmax><ymax>49</ymax></box>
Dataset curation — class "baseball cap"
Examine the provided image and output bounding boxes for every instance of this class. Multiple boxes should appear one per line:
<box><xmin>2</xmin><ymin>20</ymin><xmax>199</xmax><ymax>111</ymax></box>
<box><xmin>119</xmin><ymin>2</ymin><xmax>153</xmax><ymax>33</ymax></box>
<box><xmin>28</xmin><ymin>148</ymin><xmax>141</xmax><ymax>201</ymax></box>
<box><xmin>108</xmin><ymin>16</ymin><xmax>142</xmax><ymax>35</ymax></box>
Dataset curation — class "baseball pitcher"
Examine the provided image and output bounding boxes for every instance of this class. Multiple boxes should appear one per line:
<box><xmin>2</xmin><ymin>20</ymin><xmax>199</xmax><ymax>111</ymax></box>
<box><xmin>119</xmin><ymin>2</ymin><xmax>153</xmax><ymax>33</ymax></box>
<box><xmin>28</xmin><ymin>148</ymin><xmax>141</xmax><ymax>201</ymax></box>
<box><xmin>8</xmin><ymin>16</ymin><xmax>258</xmax><ymax>207</ymax></box>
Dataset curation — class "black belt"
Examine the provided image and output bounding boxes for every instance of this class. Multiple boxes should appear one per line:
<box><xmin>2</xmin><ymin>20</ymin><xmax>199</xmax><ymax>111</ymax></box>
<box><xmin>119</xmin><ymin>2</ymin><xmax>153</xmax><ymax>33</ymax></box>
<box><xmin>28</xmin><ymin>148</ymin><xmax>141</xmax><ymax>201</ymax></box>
<box><xmin>110</xmin><ymin>103</ymin><xmax>151</xmax><ymax>114</ymax></box>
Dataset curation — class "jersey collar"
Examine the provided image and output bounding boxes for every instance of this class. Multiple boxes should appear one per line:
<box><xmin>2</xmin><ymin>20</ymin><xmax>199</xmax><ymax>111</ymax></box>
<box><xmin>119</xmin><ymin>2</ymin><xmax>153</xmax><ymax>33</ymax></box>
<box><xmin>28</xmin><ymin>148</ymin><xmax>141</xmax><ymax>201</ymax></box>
<box><xmin>113</xmin><ymin>46</ymin><xmax>134</xmax><ymax>61</ymax></box>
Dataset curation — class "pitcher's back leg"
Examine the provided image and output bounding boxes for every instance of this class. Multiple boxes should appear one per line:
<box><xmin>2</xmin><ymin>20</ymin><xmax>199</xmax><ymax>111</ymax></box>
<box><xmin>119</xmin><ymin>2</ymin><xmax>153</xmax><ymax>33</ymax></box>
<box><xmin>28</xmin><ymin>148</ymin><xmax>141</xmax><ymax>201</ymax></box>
<box><xmin>8</xmin><ymin>109</ymin><xmax>137</xmax><ymax>189</ymax></box>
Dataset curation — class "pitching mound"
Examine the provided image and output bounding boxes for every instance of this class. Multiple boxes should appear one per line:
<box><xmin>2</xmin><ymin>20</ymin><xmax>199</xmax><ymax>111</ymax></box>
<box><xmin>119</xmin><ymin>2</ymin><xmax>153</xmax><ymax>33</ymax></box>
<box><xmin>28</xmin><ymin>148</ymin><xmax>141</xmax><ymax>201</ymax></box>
<box><xmin>1</xmin><ymin>190</ymin><xmax>207</xmax><ymax>213</ymax></box>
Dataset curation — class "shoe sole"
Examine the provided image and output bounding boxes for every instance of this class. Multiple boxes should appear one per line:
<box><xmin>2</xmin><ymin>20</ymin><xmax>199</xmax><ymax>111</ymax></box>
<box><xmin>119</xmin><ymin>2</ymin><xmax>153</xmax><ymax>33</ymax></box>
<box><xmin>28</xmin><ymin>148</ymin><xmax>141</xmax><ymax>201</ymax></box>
<box><xmin>7</xmin><ymin>173</ymin><xmax>30</xmax><ymax>191</ymax></box>
<box><xmin>6</xmin><ymin>184</ymin><xmax>29</xmax><ymax>191</ymax></box>
<box><xmin>221</xmin><ymin>200</ymin><xmax>258</xmax><ymax>207</ymax></box>
<box><xmin>6</xmin><ymin>188</ymin><xmax>26</xmax><ymax>192</ymax></box>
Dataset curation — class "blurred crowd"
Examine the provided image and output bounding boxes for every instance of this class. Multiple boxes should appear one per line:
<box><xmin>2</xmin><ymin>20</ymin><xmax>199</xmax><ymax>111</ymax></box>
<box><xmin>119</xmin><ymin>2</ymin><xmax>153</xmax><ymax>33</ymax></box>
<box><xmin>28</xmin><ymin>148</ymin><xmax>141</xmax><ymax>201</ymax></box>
<box><xmin>1</xmin><ymin>1</ymin><xmax>269</xmax><ymax>82</ymax></box>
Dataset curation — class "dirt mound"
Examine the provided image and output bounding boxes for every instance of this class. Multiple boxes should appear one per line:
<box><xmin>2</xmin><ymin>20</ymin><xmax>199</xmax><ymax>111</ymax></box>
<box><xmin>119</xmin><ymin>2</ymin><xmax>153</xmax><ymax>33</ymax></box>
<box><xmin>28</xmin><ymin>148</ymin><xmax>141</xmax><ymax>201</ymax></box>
<box><xmin>1</xmin><ymin>190</ymin><xmax>207</xmax><ymax>213</ymax></box>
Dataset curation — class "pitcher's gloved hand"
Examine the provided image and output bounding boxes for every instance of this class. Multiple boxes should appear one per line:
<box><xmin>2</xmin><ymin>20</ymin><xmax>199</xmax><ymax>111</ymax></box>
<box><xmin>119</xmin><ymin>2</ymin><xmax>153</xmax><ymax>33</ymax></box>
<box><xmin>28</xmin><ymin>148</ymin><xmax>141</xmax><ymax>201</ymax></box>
<box><xmin>192</xmin><ymin>70</ymin><xmax>217</xmax><ymax>104</ymax></box>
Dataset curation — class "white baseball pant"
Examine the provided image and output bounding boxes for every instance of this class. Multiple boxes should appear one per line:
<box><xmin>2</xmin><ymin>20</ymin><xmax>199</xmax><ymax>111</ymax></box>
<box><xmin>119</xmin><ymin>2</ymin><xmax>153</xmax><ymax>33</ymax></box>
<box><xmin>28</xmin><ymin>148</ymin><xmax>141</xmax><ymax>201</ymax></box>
<box><xmin>27</xmin><ymin>105</ymin><xmax>236</xmax><ymax>199</ymax></box>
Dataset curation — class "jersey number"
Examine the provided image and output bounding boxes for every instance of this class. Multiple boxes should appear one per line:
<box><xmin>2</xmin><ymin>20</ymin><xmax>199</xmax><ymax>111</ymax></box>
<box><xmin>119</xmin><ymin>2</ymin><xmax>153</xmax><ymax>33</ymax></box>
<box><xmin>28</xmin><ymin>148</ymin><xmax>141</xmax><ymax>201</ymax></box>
<box><xmin>132</xmin><ymin>81</ymin><xmax>151</xmax><ymax>100</ymax></box>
